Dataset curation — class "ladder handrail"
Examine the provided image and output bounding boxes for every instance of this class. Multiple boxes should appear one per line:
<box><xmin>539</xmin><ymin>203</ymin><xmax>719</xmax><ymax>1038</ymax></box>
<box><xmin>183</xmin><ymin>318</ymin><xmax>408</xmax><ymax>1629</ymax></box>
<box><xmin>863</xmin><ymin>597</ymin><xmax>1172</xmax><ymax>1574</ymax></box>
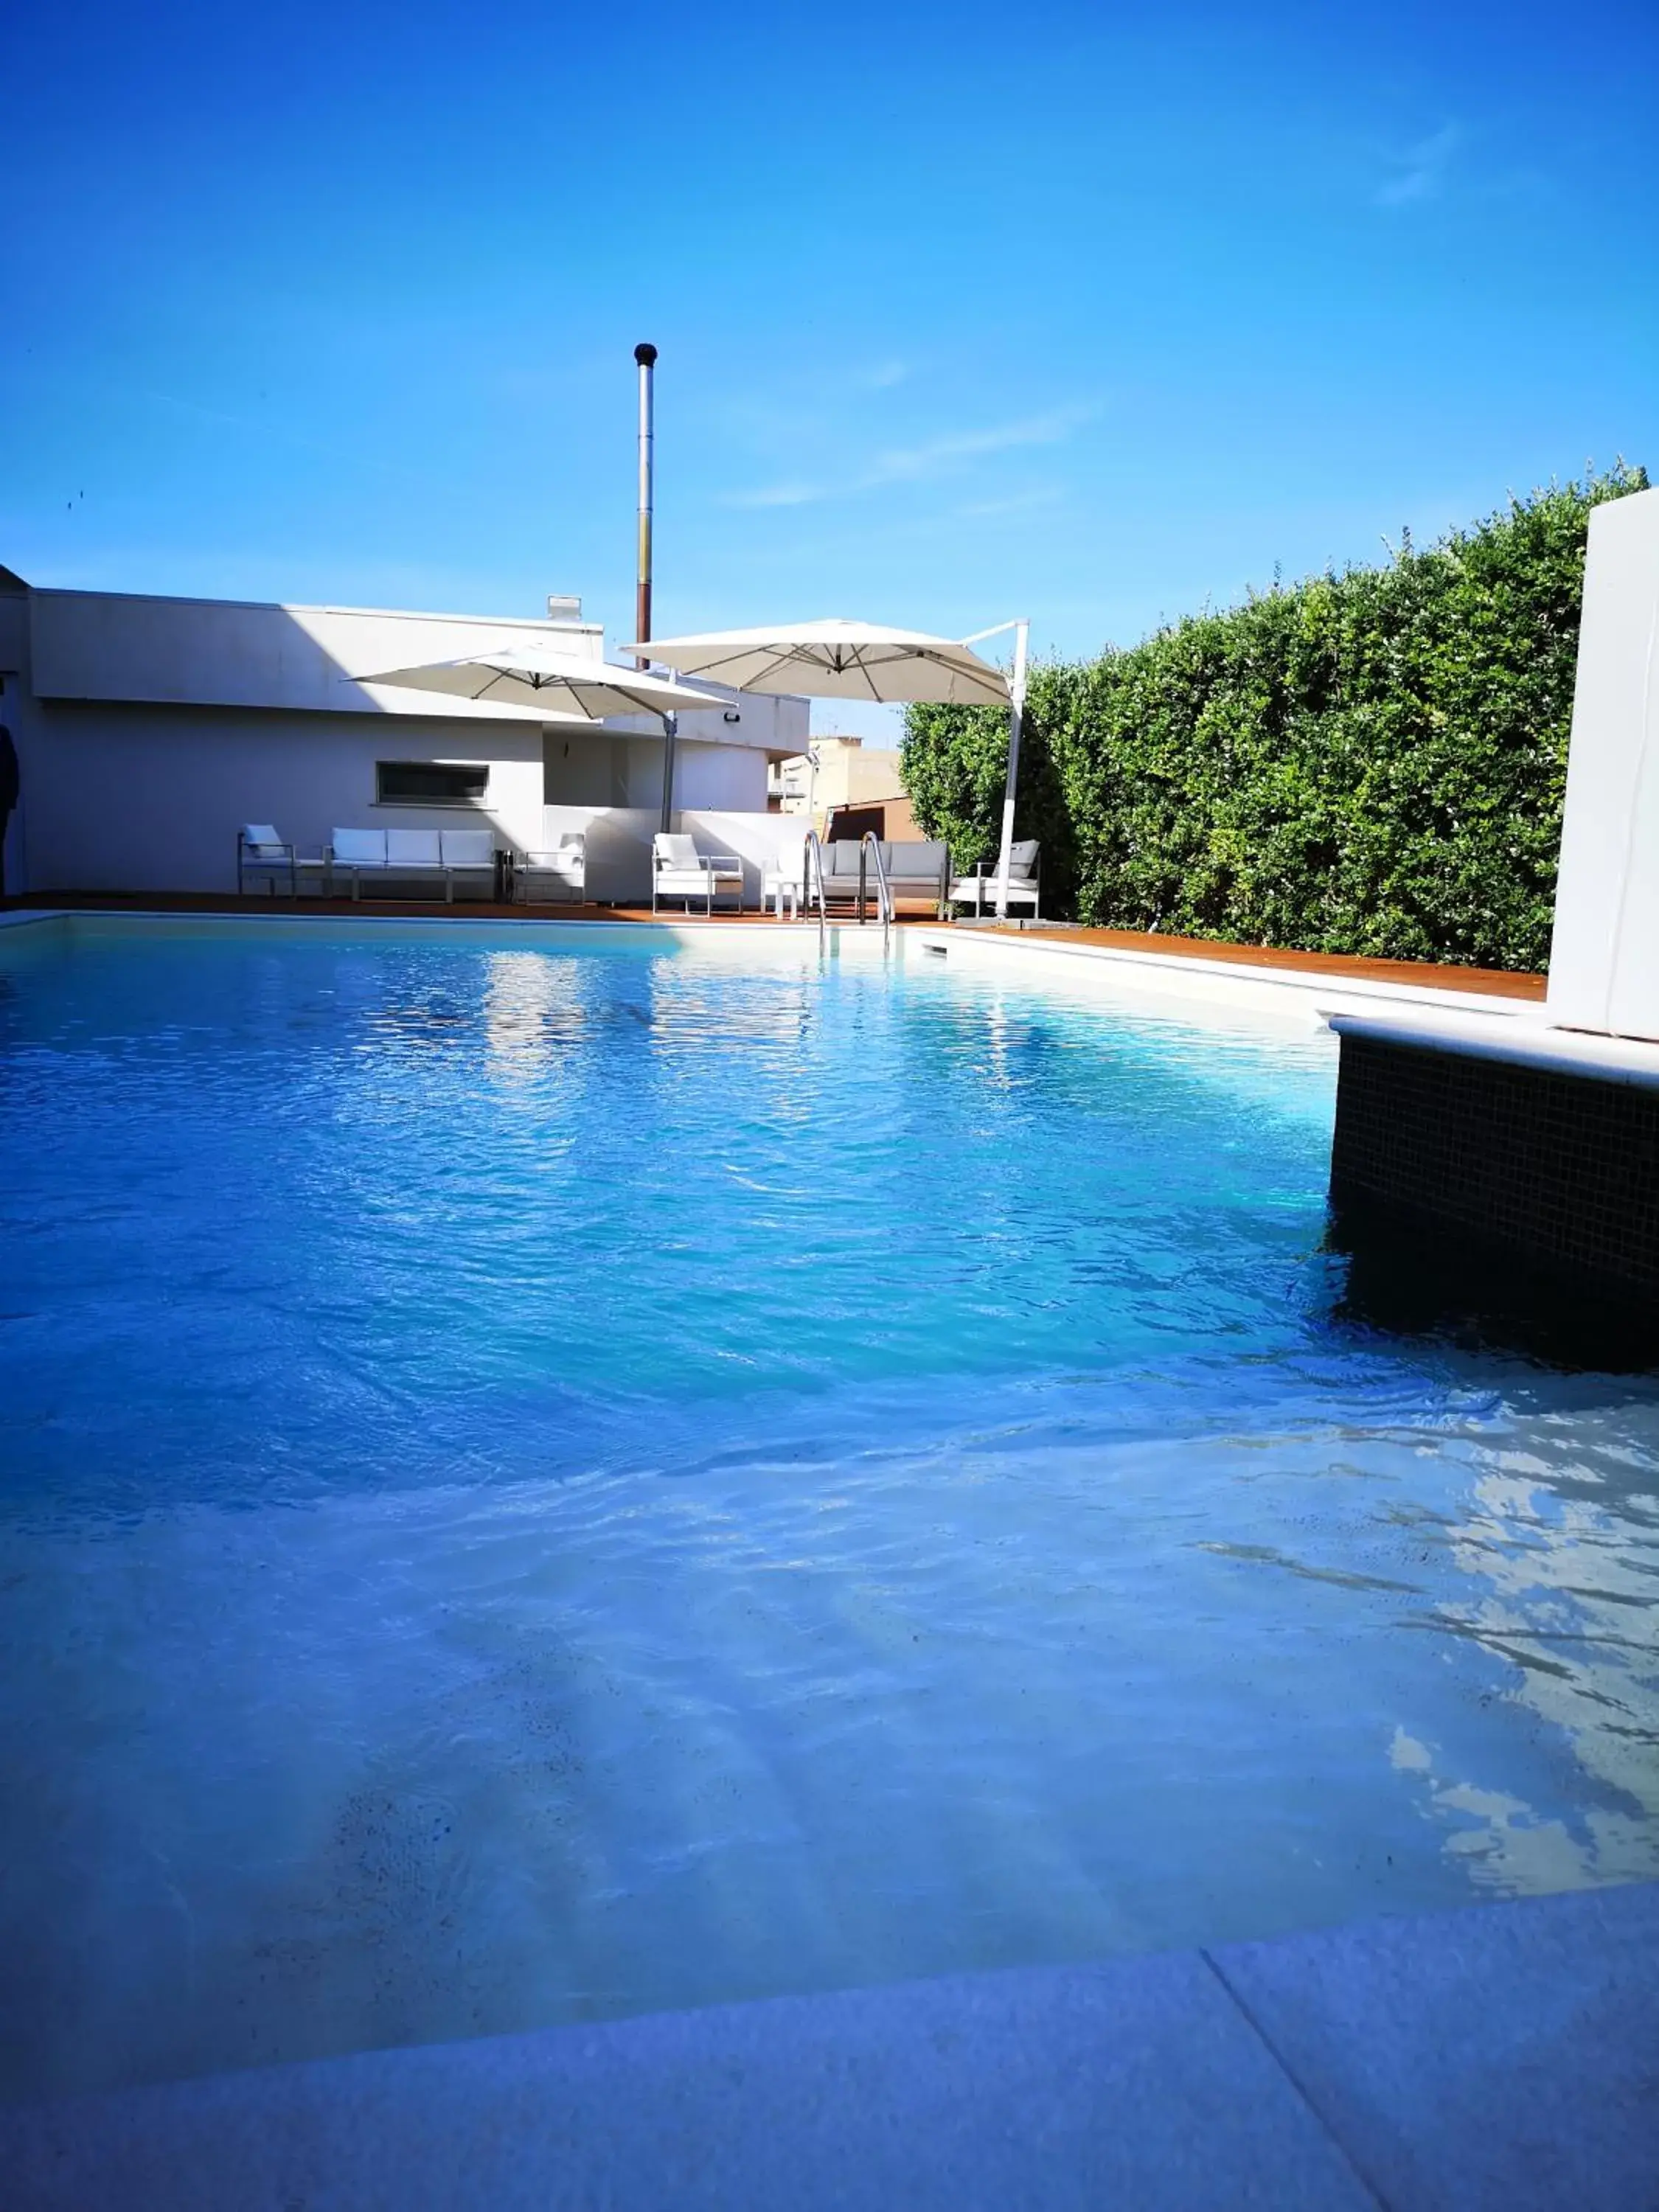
<box><xmin>801</xmin><ymin>830</ymin><xmax>828</xmax><ymax>956</ymax></box>
<box><xmin>859</xmin><ymin>832</ymin><xmax>893</xmax><ymax>953</ymax></box>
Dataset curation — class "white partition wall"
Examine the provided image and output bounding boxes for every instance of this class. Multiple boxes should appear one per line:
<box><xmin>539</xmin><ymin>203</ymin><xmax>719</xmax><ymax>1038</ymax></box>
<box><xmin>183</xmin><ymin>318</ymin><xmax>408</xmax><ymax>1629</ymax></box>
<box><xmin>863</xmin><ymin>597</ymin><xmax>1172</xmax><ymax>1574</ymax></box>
<box><xmin>1548</xmin><ymin>486</ymin><xmax>1659</xmax><ymax>1038</ymax></box>
<box><xmin>540</xmin><ymin>806</ymin><xmax>813</xmax><ymax>907</ymax></box>
<box><xmin>679</xmin><ymin>810</ymin><xmax>812</xmax><ymax>910</ymax></box>
<box><xmin>540</xmin><ymin>807</ymin><xmax>660</xmax><ymax>902</ymax></box>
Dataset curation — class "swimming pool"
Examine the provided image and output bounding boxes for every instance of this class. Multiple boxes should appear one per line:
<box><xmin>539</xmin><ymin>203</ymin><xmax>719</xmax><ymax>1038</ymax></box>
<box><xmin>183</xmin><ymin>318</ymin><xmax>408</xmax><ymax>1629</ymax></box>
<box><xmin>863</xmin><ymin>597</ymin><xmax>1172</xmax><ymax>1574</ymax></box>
<box><xmin>2</xmin><ymin>916</ymin><xmax>1657</xmax><ymax>2102</ymax></box>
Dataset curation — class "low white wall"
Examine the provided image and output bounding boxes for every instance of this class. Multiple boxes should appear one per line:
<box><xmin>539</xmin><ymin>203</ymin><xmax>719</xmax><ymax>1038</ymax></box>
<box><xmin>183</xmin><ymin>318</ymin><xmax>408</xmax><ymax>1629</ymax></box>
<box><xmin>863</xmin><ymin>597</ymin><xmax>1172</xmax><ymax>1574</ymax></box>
<box><xmin>681</xmin><ymin>810</ymin><xmax>812</xmax><ymax>908</ymax></box>
<box><xmin>540</xmin><ymin>806</ymin><xmax>815</xmax><ymax>905</ymax></box>
<box><xmin>540</xmin><ymin>807</ymin><xmax>660</xmax><ymax>902</ymax></box>
<box><xmin>1547</xmin><ymin>484</ymin><xmax>1659</xmax><ymax>1040</ymax></box>
<box><xmin>15</xmin><ymin>703</ymin><xmax>546</xmax><ymax>894</ymax></box>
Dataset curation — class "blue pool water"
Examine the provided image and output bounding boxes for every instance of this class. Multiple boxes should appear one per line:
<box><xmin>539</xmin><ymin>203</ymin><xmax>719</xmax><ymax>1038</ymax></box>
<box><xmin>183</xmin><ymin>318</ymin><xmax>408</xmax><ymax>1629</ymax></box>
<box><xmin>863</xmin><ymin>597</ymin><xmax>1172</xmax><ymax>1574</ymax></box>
<box><xmin>1</xmin><ymin>916</ymin><xmax>1657</xmax><ymax>2102</ymax></box>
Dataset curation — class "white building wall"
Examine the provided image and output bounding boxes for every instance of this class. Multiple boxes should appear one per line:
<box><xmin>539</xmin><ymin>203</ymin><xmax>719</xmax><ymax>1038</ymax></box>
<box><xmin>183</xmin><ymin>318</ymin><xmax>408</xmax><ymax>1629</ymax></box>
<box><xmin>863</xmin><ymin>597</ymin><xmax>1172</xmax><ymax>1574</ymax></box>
<box><xmin>28</xmin><ymin>591</ymin><xmax>603</xmax><ymax>714</ymax></box>
<box><xmin>540</xmin><ymin>804</ymin><xmax>818</xmax><ymax>906</ymax></box>
<box><xmin>1547</xmin><ymin>486</ymin><xmax>1659</xmax><ymax>1039</ymax></box>
<box><xmin>0</xmin><ymin>582</ymin><xmax>806</xmax><ymax>899</ymax></box>
<box><xmin>13</xmin><ymin>703</ymin><xmax>546</xmax><ymax>894</ymax></box>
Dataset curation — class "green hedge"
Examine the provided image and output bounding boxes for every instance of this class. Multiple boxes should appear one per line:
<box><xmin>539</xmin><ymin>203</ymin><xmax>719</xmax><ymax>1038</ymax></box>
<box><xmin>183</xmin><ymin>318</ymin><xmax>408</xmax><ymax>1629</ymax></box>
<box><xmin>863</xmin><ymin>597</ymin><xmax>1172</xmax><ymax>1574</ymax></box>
<box><xmin>902</xmin><ymin>467</ymin><xmax>1647</xmax><ymax>971</ymax></box>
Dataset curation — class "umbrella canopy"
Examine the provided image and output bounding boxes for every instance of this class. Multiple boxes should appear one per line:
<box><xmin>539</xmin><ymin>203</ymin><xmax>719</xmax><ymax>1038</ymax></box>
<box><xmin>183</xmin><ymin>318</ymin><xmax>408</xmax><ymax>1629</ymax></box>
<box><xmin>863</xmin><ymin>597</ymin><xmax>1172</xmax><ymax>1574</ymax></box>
<box><xmin>619</xmin><ymin>619</ymin><xmax>1011</xmax><ymax>706</ymax></box>
<box><xmin>352</xmin><ymin>644</ymin><xmax>730</xmax><ymax>721</ymax></box>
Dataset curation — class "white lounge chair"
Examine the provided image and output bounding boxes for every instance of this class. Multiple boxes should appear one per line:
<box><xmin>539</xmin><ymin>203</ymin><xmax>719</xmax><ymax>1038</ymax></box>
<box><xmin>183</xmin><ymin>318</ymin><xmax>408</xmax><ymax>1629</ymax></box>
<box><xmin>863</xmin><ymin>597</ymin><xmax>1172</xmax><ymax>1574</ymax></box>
<box><xmin>515</xmin><ymin>835</ymin><xmax>585</xmax><ymax>904</ymax></box>
<box><xmin>652</xmin><ymin>832</ymin><xmax>742</xmax><ymax>915</ymax></box>
<box><xmin>950</xmin><ymin>840</ymin><xmax>1041</xmax><ymax>919</ymax></box>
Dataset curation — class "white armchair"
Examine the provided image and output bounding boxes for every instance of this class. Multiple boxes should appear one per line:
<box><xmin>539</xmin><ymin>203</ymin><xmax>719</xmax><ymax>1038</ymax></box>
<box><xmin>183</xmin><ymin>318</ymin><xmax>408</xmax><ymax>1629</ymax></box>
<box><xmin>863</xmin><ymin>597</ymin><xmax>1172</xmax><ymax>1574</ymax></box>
<box><xmin>516</xmin><ymin>836</ymin><xmax>586</xmax><ymax>905</ymax></box>
<box><xmin>950</xmin><ymin>839</ymin><xmax>1041</xmax><ymax>919</ymax></box>
<box><xmin>652</xmin><ymin>832</ymin><xmax>742</xmax><ymax>915</ymax></box>
<box><xmin>237</xmin><ymin>824</ymin><xmax>296</xmax><ymax>897</ymax></box>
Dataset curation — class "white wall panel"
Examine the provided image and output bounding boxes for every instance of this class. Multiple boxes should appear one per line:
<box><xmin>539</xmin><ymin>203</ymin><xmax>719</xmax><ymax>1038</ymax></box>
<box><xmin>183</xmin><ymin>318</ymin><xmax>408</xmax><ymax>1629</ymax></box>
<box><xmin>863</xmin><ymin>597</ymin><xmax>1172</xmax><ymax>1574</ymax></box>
<box><xmin>1548</xmin><ymin>487</ymin><xmax>1659</xmax><ymax>1037</ymax></box>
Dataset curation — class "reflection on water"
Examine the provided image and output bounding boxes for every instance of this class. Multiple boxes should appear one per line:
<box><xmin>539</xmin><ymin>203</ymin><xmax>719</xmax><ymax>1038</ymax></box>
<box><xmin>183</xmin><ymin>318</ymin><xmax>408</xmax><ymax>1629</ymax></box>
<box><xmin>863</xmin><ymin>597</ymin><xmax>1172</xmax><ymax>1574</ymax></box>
<box><xmin>1391</xmin><ymin>1439</ymin><xmax>1659</xmax><ymax>1892</ymax></box>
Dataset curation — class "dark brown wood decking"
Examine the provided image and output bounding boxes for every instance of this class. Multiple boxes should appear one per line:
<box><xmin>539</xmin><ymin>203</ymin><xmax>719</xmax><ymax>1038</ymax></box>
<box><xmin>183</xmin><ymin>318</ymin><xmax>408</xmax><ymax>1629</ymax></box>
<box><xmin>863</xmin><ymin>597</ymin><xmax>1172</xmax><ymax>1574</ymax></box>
<box><xmin>3</xmin><ymin>892</ymin><xmax>1548</xmax><ymax>1001</ymax></box>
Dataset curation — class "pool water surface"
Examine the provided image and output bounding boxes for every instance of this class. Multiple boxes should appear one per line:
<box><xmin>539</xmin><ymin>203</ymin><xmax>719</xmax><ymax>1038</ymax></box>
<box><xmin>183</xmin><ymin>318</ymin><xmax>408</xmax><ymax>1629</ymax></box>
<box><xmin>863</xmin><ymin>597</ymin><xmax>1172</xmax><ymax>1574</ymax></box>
<box><xmin>1</xmin><ymin>917</ymin><xmax>1656</xmax><ymax>2102</ymax></box>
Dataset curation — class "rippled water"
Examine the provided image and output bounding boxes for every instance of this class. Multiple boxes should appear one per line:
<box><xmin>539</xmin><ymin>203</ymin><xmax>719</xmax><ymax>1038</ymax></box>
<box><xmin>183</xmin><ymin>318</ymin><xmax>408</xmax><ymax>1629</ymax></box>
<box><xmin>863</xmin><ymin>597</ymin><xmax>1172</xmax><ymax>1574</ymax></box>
<box><xmin>1</xmin><ymin>916</ymin><xmax>1657</xmax><ymax>2102</ymax></box>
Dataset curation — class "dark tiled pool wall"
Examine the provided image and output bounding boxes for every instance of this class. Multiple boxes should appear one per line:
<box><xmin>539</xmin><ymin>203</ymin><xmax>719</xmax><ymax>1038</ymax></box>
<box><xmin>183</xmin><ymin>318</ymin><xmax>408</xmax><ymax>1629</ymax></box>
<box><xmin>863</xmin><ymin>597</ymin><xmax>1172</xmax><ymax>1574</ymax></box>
<box><xmin>1330</xmin><ymin>1032</ymin><xmax>1659</xmax><ymax>1294</ymax></box>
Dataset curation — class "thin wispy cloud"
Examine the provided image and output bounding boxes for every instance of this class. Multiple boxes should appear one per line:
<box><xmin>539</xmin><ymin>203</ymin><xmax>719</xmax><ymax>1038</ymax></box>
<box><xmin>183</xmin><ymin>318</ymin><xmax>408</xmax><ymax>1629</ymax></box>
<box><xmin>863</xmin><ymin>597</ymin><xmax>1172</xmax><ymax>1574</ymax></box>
<box><xmin>724</xmin><ymin>480</ymin><xmax>824</xmax><ymax>510</ymax></box>
<box><xmin>722</xmin><ymin>404</ymin><xmax>1098</xmax><ymax>511</ymax></box>
<box><xmin>1375</xmin><ymin>124</ymin><xmax>1461</xmax><ymax>208</ymax></box>
<box><xmin>856</xmin><ymin>359</ymin><xmax>911</xmax><ymax>391</ymax></box>
<box><xmin>956</xmin><ymin>486</ymin><xmax>1065</xmax><ymax>520</ymax></box>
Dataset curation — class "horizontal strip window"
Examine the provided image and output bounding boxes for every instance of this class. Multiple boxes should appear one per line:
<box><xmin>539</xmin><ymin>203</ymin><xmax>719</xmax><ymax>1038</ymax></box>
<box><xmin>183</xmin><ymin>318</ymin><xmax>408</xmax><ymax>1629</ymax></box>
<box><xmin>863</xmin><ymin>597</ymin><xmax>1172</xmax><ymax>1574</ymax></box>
<box><xmin>375</xmin><ymin>761</ymin><xmax>490</xmax><ymax>807</ymax></box>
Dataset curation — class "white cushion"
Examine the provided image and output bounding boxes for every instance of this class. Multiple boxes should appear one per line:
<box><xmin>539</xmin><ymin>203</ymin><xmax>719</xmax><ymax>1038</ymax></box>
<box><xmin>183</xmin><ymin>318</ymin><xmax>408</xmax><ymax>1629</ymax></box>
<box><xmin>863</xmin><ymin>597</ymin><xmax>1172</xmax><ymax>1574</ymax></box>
<box><xmin>332</xmin><ymin>829</ymin><xmax>387</xmax><ymax>865</ymax></box>
<box><xmin>242</xmin><ymin>823</ymin><xmax>281</xmax><ymax>848</ymax></box>
<box><xmin>440</xmin><ymin>830</ymin><xmax>494</xmax><ymax>868</ymax></box>
<box><xmin>1009</xmin><ymin>839</ymin><xmax>1040</xmax><ymax>872</ymax></box>
<box><xmin>655</xmin><ymin>833</ymin><xmax>700</xmax><ymax>867</ymax></box>
<box><xmin>556</xmin><ymin>834</ymin><xmax>585</xmax><ymax>855</ymax></box>
<box><xmin>386</xmin><ymin>830</ymin><xmax>442</xmax><ymax>866</ymax></box>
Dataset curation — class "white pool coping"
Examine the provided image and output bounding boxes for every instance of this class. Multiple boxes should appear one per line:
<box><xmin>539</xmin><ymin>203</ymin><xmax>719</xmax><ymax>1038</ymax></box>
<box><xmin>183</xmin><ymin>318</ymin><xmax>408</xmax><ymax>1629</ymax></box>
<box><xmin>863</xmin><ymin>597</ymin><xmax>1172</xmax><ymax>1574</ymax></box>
<box><xmin>918</xmin><ymin>922</ymin><xmax>1537</xmax><ymax>1028</ymax></box>
<box><xmin>1326</xmin><ymin>1005</ymin><xmax>1659</xmax><ymax>1089</ymax></box>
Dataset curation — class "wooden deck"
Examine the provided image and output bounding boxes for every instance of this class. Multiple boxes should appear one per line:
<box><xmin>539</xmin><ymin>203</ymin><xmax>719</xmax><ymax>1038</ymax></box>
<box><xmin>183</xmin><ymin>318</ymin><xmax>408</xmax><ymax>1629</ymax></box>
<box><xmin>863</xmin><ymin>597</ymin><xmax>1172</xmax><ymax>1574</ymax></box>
<box><xmin>3</xmin><ymin>892</ymin><xmax>1548</xmax><ymax>1000</ymax></box>
<box><xmin>970</xmin><ymin>924</ymin><xmax>1548</xmax><ymax>1003</ymax></box>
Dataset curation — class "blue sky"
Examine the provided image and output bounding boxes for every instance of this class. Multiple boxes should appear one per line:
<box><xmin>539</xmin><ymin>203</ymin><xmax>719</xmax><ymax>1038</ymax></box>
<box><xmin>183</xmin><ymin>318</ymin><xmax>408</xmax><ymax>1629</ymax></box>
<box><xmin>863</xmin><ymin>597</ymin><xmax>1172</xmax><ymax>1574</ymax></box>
<box><xmin>4</xmin><ymin>0</ymin><xmax>1655</xmax><ymax>738</ymax></box>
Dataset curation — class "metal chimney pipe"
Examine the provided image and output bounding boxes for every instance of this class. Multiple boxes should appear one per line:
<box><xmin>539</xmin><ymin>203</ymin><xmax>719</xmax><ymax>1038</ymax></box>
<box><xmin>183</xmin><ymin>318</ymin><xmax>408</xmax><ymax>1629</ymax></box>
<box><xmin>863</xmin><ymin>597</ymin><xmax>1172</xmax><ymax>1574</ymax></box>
<box><xmin>633</xmin><ymin>343</ymin><xmax>657</xmax><ymax>664</ymax></box>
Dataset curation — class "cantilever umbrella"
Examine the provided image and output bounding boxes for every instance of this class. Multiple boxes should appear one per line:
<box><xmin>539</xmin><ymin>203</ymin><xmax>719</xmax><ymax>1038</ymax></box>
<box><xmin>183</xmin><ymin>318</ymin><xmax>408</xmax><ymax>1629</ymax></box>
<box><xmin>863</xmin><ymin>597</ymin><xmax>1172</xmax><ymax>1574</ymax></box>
<box><xmin>627</xmin><ymin>618</ymin><xmax>1032</xmax><ymax>914</ymax></box>
<box><xmin>620</xmin><ymin>617</ymin><xmax>1010</xmax><ymax>706</ymax></box>
<box><xmin>350</xmin><ymin>644</ymin><xmax>730</xmax><ymax>830</ymax></box>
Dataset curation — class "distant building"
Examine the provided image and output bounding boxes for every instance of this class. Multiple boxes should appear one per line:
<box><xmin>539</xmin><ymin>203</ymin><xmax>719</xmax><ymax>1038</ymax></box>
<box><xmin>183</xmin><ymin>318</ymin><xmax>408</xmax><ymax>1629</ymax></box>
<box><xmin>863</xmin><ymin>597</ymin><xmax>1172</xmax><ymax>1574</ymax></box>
<box><xmin>768</xmin><ymin>734</ymin><xmax>922</xmax><ymax>843</ymax></box>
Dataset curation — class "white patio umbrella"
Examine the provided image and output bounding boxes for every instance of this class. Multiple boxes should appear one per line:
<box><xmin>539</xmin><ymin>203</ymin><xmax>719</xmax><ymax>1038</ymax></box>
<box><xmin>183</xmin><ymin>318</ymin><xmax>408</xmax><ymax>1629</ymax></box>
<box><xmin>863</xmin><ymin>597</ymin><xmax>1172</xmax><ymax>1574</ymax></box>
<box><xmin>627</xmin><ymin>617</ymin><xmax>1032</xmax><ymax>916</ymax></box>
<box><xmin>619</xmin><ymin>617</ymin><xmax>1010</xmax><ymax>706</ymax></box>
<box><xmin>350</xmin><ymin>644</ymin><xmax>731</xmax><ymax>831</ymax></box>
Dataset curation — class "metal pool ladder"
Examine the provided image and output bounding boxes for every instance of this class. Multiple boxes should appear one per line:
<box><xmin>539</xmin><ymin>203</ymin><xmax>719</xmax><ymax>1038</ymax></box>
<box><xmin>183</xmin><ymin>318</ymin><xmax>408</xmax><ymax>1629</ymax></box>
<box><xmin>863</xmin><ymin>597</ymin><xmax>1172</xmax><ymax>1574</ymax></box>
<box><xmin>860</xmin><ymin>832</ymin><xmax>894</xmax><ymax>953</ymax></box>
<box><xmin>801</xmin><ymin>830</ymin><xmax>830</xmax><ymax>956</ymax></box>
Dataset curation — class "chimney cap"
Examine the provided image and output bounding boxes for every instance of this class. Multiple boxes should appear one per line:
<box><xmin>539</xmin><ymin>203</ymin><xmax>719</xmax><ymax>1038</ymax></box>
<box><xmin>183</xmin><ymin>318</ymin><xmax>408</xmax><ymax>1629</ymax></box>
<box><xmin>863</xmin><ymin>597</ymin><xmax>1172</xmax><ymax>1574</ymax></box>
<box><xmin>634</xmin><ymin>342</ymin><xmax>658</xmax><ymax>366</ymax></box>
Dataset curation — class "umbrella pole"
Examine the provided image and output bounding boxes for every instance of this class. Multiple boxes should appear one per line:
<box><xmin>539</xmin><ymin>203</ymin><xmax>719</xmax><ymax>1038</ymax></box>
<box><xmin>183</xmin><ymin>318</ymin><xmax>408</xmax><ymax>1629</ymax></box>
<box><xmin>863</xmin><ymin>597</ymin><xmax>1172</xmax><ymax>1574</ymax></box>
<box><xmin>993</xmin><ymin>619</ymin><xmax>1029</xmax><ymax>921</ymax></box>
<box><xmin>659</xmin><ymin>709</ymin><xmax>678</xmax><ymax>835</ymax></box>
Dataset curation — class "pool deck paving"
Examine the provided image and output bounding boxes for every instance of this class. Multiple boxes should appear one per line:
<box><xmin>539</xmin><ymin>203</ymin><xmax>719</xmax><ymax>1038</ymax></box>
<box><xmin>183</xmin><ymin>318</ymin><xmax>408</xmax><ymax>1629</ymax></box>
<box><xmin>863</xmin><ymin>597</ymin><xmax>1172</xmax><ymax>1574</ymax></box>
<box><xmin>3</xmin><ymin>1881</ymin><xmax>1655</xmax><ymax>2210</ymax></box>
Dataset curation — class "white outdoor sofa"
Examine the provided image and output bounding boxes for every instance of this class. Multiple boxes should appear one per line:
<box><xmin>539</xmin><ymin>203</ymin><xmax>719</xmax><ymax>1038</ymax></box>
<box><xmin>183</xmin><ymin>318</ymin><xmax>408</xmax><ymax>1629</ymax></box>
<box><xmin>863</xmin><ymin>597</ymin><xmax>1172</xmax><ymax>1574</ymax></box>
<box><xmin>515</xmin><ymin>836</ymin><xmax>586</xmax><ymax>905</ymax></box>
<box><xmin>819</xmin><ymin>839</ymin><xmax>950</xmax><ymax>919</ymax></box>
<box><xmin>950</xmin><ymin>840</ymin><xmax>1041</xmax><ymax>919</ymax></box>
<box><xmin>652</xmin><ymin>832</ymin><xmax>743</xmax><ymax>915</ymax></box>
<box><xmin>327</xmin><ymin>827</ymin><xmax>498</xmax><ymax>902</ymax></box>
